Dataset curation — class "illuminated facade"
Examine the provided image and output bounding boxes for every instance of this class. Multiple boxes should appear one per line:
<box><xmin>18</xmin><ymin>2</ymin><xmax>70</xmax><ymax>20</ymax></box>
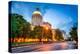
<box><xmin>52</xmin><ymin>29</ymin><xmax>57</xmax><ymax>41</ymax></box>
<box><xmin>42</xmin><ymin>22</ymin><xmax>51</xmax><ymax>29</ymax></box>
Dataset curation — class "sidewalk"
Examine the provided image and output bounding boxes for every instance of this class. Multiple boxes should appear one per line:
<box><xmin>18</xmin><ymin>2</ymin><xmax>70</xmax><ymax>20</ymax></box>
<box><xmin>11</xmin><ymin>42</ymin><xmax>41</xmax><ymax>48</ymax></box>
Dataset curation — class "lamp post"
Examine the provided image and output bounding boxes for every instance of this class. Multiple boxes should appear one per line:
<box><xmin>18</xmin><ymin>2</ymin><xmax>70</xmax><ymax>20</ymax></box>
<box><xmin>42</xmin><ymin>28</ymin><xmax>44</xmax><ymax>44</ymax></box>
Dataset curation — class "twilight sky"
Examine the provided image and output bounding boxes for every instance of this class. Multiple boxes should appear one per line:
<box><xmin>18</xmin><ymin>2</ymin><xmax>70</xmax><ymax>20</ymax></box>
<box><xmin>9</xmin><ymin>1</ymin><xmax>78</xmax><ymax>34</ymax></box>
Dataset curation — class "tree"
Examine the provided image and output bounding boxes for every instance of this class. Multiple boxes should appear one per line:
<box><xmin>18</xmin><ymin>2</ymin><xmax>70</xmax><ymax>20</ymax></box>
<box><xmin>10</xmin><ymin>14</ymin><xmax>21</xmax><ymax>43</ymax></box>
<box><xmin>43</xmin><ymin>28</ymin><xmax>52</xmax><ymax>41</ymax></box>
<box><xmin>22</xmin><ymin>22</ymin><xmax>31</xmax><ymax>37</ymax></box>
<box><xmin>54</xmin><ymin>29</ymin><xmax>64</xmax><ymax>41</ymax></box>
<box><xmin>33</xmin><ymin>26</ymin><xmax>43</xmax><ymax>42</ymax></box>
<box><xmin>69</xmin><ymin>26</ymin><xmax>78</xmax><ymax>42</ymax></box>
<box><xmin>10</xmin><ymin>13</ymin><xmax>31</xmax><ymax>42</ymax></box>
<box><xmin>31</xmin><ymin>26</ymin><xmax>53</xmax><ymax>42</ymax></box>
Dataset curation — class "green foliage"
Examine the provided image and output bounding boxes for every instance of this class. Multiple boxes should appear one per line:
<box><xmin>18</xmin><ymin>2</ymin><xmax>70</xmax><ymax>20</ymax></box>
<box><xmin>54</xmin><ymin>29</ymin><xmax>64</xmax><ymax>41</ymax></box>
<box><xmin>33</xmin><ymin>26</ymin><xmax>43</xmax><ymax>39</ymax></box>
<box><xmin>69</xmin><ymin>27</ymin><xmax>78</xmax><ymax>42</ymax></box>
<box><xmin>30</xmin><ymin>26</ymin><xmax>53</xmax><ymax>41</ymax></box>
<box><xmin>10</xmin><ymin>13</ymin><xmax>31</xmax><ymax>38</ymax></box>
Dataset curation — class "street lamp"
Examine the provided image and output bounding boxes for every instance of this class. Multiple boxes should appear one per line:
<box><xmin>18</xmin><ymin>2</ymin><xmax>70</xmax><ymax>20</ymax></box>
<box><xmin>45</xmin><ymin>26</ymin><xmax>49</xmax><ymax>30</ymax></box>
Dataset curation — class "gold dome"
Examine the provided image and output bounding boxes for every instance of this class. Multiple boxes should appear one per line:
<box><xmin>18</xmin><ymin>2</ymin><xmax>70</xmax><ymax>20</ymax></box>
<box><xmin>32</xmin><ymin>11</ymin><xmax>41</xmax><ymax>15</ymax></box>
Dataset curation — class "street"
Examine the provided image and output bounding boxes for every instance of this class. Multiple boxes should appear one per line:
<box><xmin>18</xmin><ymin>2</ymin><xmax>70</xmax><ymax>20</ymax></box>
<box><xmin>11</xmin><ymin>41</ymin><xmax>77</xmax><ymax>53</ymax></box>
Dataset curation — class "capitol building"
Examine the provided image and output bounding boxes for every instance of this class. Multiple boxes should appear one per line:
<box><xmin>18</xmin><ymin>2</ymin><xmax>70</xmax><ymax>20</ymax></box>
<box><xmin>31</xmin><ymin>8</ymin><xmax>51</xmax><ymax>30</ymax></box>
<box><xmin>31</xmin><ymin>8</ymin><xmax>65</xmax><ymax>41</ymax></box>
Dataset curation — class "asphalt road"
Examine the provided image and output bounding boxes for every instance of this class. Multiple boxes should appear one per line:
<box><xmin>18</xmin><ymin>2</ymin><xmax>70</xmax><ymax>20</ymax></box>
<box><xmin>11</xmin><ymin>41</ymin><xmax>77</xmax><ymax>53</ymax></box>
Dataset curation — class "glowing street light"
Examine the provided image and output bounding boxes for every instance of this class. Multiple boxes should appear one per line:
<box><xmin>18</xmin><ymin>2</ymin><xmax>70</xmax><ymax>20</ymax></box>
<box><xmin>45</xmin><ymin>26</ymin><xmax>49</xmax><ymax>30</ymax></box>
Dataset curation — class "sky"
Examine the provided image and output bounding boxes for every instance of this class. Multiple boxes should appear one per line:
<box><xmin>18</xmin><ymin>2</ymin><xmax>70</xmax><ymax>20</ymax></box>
<box><xmin>9</xmin><ymin>1</ymin><xmax>78</xmax><ymax>35</ymax></box>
